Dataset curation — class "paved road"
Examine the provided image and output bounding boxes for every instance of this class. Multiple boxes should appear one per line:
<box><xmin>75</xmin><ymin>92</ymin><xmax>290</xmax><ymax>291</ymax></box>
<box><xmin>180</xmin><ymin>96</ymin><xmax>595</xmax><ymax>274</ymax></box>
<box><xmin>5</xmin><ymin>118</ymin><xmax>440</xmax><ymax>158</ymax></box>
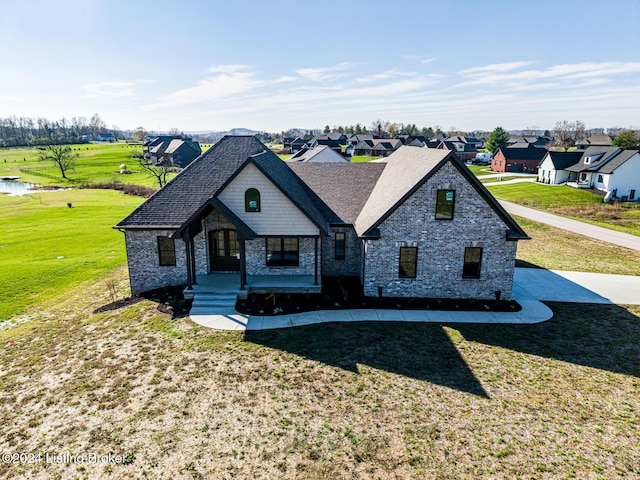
<box><xmin>499</xmin><ymin>200</ymin><xmax>640</xmax><ymax>251</ymax></box>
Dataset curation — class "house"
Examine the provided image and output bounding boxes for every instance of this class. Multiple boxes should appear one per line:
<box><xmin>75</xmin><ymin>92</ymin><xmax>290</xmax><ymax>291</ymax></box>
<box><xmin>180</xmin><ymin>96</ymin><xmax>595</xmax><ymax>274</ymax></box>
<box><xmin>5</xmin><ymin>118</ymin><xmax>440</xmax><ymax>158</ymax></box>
<box><xmin>95</xmin><ymin>133</ymin><xmax>116</xmax><ymax>142</ymax></box>
<box><xmin>563</xmin><ymin>147</ymin><xmax>640</xmax><ymax>201</ymax></box>
<box><xmin>436</xmin><ymin>140</ymin><xmax>477</xmax><ymax>163</ymax></box>
<box><xmin>507</xmin><ymin>135</ymin><xmax>550</xmax><ymax>148</ymax></box>
<box><xmin>537</xmin><ymin>151</ymin><xmax>583</xmax><ymax>184</ymax></box>
<box><xmin>146</xmin><ymin>136</ymin><xmax>201</xmax><ymax>167</ymax></box>
<box><xmin>284</xmin><ymin>136</ymin><xmax>307</xmax><ymax>153</ymax></box>
<box><xmin>285</xmin><ymin>145</ymin><xmax>348</xmax><ymax>163</ymax></box>
<box><xmin>306</xmin><ymin>137</ymin><xmax>342</xmax><ymax>152</ymax></box>
<box><xmin>162</xmin><ymin>139</ymin><xmax>202</xmax><ymax>168</ymax></box>
<box><xmin>353</xmin><ymin>138</ymin><xmax>402</xmax><ymax>156</ymax></box>
<box><xmin>491</xmin><ymin>144</ymin><xmax>547</xmax><ymax>173</ymax></box>
<box><xmin>116</xmin><ymin>136</ymin><xmax>528</xmax><ymax>302</ymax></box>
<box><xmin>575</xmin><ymin>134</ymin><xmax>613</xmax><ymax>149</ymax></box>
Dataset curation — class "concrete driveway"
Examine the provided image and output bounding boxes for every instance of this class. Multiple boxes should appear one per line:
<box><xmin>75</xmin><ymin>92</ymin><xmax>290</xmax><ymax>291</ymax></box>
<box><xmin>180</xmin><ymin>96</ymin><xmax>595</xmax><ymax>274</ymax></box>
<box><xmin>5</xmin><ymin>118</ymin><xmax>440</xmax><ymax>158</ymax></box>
<box><xmin>499</xmin><ymin>200</ymin><xmax>640</xmax><ymax>251</ymax></box>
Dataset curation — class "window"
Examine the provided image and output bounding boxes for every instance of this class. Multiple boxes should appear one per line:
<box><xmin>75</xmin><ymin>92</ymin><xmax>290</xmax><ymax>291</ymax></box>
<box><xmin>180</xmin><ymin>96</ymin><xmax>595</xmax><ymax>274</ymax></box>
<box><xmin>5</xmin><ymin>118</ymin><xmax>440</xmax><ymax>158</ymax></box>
<box><xmin>335</xmin><ymin>232</ymin><xmax>346</xmax><ymax>260</ymax></box>
<box><xmin>462</xmin><ymin>247</ymin><xmax>482</xmax><ymax>278</ymax></box>
<box><xmin>266</xmin><ymin>238</ymin><xmax>299</xmax><ymax>266</ymax></box>
<box><xmin>597</xmin><ymin>174</ymin><xmax>604</xmax><ymax>183</ymax></box>
<box><xmin>630</xmin><ymin>189</ymin><xmax>636</xmax><ymax>200</ymax></box>
<box><xmin>245</xmin><ymin>188</ymin><xmax>260</xmax><ymax>212</ymax></box>
<box><xmin>157</xmin><ymin>236</ymin><xmax>176</xmax><ymax>266</ymax></box>
<box><xmin>398</xmin><ymin>247</ymin><xmax>418</xmax><ymax>278</ymax></box>
<box><xmin>435</xmin><ymin>189</ymin><xmax>455</xmax><ymax>220</ymax></box>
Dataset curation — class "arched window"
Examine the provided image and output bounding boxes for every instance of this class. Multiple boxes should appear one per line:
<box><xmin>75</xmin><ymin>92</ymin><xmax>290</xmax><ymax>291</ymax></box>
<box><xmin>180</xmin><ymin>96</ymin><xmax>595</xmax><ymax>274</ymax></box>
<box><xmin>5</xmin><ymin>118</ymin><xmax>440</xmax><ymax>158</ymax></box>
<box><xmin>245</xmin><ymin>188</ymin><xmax>260</xmax><ymax>212</ymax></box>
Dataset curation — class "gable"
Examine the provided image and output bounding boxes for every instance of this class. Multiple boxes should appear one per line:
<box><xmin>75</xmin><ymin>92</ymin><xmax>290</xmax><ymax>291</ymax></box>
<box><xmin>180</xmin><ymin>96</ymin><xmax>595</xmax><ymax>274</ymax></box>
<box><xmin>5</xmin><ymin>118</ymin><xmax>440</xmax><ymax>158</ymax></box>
<box><xmin>217</xmin><ymin>162</ymin><xmax>319</xmax><ymax>235</ymax></box>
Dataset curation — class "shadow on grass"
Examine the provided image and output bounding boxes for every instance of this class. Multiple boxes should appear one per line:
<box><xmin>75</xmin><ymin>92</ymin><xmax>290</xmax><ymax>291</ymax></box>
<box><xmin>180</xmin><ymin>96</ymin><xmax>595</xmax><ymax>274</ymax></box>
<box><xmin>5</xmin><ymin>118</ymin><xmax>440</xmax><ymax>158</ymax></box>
<box><xmin>453</xmin><ymin>302</ymin><xmax>640</xmax><ymax>377</ymax></box>
<box><xmin>245</xmin><ymin>322</ymin><xmax>489</xmax><ymax>398</ymax></box>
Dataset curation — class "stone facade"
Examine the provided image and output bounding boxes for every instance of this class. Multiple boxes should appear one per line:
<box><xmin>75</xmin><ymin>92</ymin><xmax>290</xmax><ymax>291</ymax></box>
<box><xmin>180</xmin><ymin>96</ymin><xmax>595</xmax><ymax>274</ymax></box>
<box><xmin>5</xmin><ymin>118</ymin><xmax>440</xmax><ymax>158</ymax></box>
<box><xmin>321</xmin><ymin>226</ymin><xmax>363</xmax><ymax>278</ymax></box>
<box><xmin>363</xmin><ymin>162</ymin><xmax>518</xmax><ymax>300</ymax></box>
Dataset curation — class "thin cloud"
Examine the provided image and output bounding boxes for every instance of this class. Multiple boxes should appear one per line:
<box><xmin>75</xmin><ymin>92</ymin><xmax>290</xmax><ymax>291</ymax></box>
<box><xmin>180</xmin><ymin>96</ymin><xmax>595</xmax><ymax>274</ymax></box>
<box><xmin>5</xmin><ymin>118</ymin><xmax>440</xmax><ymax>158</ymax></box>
<box><xmin>83</xmin><ymin>80</ymin><xmax>154</xmax><ymax>98</ymax></box>
<box><xmin>459</xmin><ymin>61</ymin><xmax>534</xmax><ymax>75</ymax></box>
<box><xmin>296</xmin><ymin>62</ymin><xmax>352</xmax><ymax>82</ymax></box>
<box><xmin>161</xmin><ymin>65</ymin><xmax>261</xmax><ymax>105</ymax></box>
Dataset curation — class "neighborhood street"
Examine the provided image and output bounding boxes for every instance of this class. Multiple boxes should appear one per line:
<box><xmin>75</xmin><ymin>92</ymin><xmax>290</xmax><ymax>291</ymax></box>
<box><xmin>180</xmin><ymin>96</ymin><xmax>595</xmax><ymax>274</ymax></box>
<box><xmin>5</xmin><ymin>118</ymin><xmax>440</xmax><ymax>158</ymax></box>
<box><xmin>499</xmin><ymin>200</ymin><xmax>640</xmax><ymax>251</ymax></box>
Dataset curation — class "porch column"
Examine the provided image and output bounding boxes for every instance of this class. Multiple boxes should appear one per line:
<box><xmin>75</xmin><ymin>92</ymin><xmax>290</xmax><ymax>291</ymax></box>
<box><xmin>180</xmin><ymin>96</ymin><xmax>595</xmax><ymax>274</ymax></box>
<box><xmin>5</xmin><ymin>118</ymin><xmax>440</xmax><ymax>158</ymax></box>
<box><xmin>184</xmin><ymin>235</ymin><xmax>193</xmax><ymax>290</ymax></box>
<box><xmin>314</xmin><ymin>236</ymin><xmax>319</xmax><ymax>286</ymax></box>
<box><xmin>239</xmin><ymin>237</ymin><xmax>246</xmax><ymax>290</ymax></box>
<box><xmin>189</xmin><ymin>234</ymin><xmax>197</xmax><ymax>286</ymax></box>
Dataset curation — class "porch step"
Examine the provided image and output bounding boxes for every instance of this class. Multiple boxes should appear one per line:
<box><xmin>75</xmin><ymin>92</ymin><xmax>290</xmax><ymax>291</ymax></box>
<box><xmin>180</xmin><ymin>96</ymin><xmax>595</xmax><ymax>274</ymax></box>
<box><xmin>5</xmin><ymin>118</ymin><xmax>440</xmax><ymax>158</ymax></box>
<box><xmin>190</xmin><ymin>293</ymin><xmax>238</xmax><ymax>315</ymax></box>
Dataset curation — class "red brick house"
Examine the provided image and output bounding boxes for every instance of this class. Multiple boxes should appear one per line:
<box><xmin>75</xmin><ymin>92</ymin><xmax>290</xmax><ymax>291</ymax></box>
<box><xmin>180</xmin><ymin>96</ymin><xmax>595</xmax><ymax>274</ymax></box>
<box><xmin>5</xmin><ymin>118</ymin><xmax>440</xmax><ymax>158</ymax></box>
<box><xmin>491</xmin><ymin>144</ymin><xmax>547</xmax><ymax>173</ymax></box>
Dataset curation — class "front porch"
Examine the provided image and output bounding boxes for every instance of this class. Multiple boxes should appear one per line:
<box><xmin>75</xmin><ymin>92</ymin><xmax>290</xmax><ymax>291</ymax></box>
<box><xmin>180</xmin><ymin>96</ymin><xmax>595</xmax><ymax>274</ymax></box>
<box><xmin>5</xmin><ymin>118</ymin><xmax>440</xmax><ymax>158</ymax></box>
<box><xmin>184</xmin><ymin>273</ymin><xmax>322</xmax><ymax>299</ymax></box>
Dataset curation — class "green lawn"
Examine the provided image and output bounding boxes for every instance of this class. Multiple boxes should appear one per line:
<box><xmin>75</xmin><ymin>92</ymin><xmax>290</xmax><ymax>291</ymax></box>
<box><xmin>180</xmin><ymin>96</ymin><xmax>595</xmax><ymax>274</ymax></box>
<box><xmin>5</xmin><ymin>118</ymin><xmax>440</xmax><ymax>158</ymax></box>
<box><xmin>350</xmin><ymin>155</ymin><xmax>380</xmax><ymax>163</ymax></box>
<box><xmin>465</xmin><ymin>164</ymin><xmax>494</xmax><ymax>176</ymax></box>
<box><xmin>0</xmin><ymin>143</ymin><xmax>176</xmax><ymax>188</ymax></box>
<box><xmin>0</xmin><ymin>189</ymin><xmax>143</xmax><ymax>321</ymax></box>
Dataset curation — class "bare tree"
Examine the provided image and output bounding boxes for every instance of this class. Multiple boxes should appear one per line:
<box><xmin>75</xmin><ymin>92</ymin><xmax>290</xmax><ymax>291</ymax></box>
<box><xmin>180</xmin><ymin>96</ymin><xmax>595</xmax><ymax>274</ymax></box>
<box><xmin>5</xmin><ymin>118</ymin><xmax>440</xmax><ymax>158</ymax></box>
<box><xmin>138</xmin><ymin>156</ymin><xmax>170</xmax><ymax>187</ymax></box>
<box><xmin>38</xmin><ymin>145</ymin><xmax>76</xmax><ymax>179</ymax></box>
<box><xmin>522</xmin><ymin>125</ymin><xmax>540</xmax><ymax>136</ymax></box>
<box><xmin>552</xmin><ymin>120</ymin><xmax>586</xmax><ymax>151</ymax></box>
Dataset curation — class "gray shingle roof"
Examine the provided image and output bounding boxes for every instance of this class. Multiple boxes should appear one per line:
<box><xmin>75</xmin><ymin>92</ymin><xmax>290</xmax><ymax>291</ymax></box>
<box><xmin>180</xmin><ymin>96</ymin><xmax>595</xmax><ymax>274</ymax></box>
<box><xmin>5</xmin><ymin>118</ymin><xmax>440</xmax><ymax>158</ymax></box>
<box><xmin>544</xmin><ymin>151</ymin><xmax>583</xmax><ymax>170</ymax></box>
<box><xmin>355</xmin><ymin>146</ymin><xmax>452</xmax><ymax>236</ymax></box>
<box><xmin>288</xmin><ymin>163</ymin><xmax>386</xmax><ymax>224</ymax></box>
<box><xmin>285</xmin><ymin>145</ymin><xmax>347</xmax><ymax>162</ymax></box>
<box><xmin>117</xmin><ymin>136</ymin><xmax>279</xmax><ymax>228</ymax></box>
<box><xmin>565</xmin><ymin>147</ymin><xmax>624</xmax><ymax>173</ymax></box>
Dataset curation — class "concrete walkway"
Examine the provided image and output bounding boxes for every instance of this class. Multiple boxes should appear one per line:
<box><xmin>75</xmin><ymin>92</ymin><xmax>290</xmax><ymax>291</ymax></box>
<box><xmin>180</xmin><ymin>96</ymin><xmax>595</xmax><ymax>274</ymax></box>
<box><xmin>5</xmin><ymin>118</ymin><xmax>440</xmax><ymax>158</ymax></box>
<box><xmin>483</xmin><ymin>177</ymin><xmax>537</xmax><ymax>186</ymax></box>
<box><xmin>188</xmin><ymin>268</ymin><xmax>640</xmax><ymax>331</ymax></box>
<box><xmin>499</xmin><ymin>200</ymin><xmax>640</xmax><ymax>251</ymax></box>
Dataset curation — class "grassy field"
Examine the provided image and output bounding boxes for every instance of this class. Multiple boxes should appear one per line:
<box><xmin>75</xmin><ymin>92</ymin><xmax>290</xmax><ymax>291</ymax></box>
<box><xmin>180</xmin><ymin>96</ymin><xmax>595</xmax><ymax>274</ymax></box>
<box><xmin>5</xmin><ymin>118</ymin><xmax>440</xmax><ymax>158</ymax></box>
<box><xmin>0</xmin><ymin>143</ymin><xmax>176</xmax><ymax>188</ymax></box>
<box><xmin>514</xmin><ymin>216</ymin><xmax>640</xmax><ymax>275</ymax></box>
<box><xmin>489</xmin><ymin>182</ymin><xmax>640</xmax><ymax>236</ymax></box>
<box><xmin>0</xmin><ymin>189</ymin><xmax>144</xmax><ymax>321</ymax></box>
<box><xmin>0</xmin><ymin>268</ymin><xmax>638</xmax><ymax>479</ymax></box>
<box><xmin>465</xmin><ymin>164</ymin><xmax>494</xmax><ymax>176</ymax></box>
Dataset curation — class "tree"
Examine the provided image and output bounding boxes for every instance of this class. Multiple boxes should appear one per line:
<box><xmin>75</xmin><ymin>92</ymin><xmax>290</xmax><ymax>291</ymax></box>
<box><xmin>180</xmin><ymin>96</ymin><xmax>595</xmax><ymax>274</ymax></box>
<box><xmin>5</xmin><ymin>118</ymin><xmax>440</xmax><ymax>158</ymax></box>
<box><xmin>370</xmin><ymin>119</ymin><xmax>390</xmax><ymax>138</ymax></box>
<box><xmin>138</xmin><ymin>156</ymin><xmax>170</xmax><ymax>187</ymax></box>
<box><xmin>132</xmin><ymin>127</ymin><xmax>148</xmax><ymax>142</ymax></box>
<box><xmin>38</xmin><ymin>145</ymin><xmax>76</xmax><ymax>179</ymax></box>
<box><xmin>486</xmin><ymin>127</ymin><xmax>510</xmax><ymax>153</ymax></box>
<box><xmin>612</xmin><ymin>130</ymin><xmax>640</xmax><ymax>150</ymax></box>
<box><xmin>323</xmin><ymin>125</ymin><xmax>330</xmax><ymax>134</ymax></box>
<box><xmin>388</xmin><ymin>122</ymin><xmax>399</xmax><ymax>138</ymax></box>
<box><xmin>552</xmin><ymin>120</ymin><xmax>585</xmax><ymax>151</ymax></box>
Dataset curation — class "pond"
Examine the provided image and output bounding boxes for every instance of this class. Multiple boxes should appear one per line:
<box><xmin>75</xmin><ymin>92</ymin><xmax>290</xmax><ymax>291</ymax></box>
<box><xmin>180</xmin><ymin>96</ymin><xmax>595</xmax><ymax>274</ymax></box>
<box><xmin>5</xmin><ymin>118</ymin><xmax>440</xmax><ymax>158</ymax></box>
<box><xmin>0</xmin><ymin>179</ymin><xmax>39</xmax><ymax>196</ymax></box>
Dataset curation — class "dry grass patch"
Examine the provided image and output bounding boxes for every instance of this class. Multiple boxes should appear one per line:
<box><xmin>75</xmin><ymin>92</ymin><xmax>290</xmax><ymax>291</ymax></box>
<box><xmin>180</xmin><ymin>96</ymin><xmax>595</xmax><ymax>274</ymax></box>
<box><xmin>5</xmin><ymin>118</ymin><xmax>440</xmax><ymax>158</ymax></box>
<box><xmin>0</xmin><ymin>269</ymin><xmax>639</xmax><ymax>479</ymax></box>
<box><xmin>515</xmin><ymin>216</ymin><xmax>640</xmax><ymax>275</ymax></box>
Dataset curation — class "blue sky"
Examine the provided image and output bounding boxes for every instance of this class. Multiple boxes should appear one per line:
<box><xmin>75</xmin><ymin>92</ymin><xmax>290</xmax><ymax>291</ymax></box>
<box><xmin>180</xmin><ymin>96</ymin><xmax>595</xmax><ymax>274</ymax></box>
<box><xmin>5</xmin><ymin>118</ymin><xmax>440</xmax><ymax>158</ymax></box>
<box><xmin>1</xmin><ymin>0</ymin><xmax>639</xmax><ymax>133</ymax></box>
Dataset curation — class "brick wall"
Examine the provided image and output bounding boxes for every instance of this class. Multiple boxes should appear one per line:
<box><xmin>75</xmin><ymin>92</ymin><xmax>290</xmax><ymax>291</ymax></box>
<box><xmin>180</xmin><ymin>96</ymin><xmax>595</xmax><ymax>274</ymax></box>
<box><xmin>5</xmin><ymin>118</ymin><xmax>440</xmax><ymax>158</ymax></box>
<box><xmin>245</xmin><ymin>237</ymin><xmax>317</xmax><ymax>276</ymax></box>
<box><xmin>363</xmin><ymin>161</ymin><xmax>518</xmax><ymax>300</ymax></box>
<box><xmin>125</xmin><ymin>229</ymin><xmax>189</xmax><ymax>295</ymax></box>
<box><xmin>321</xmin><ymin>226</ymin><xmax>363</xmax><ymax>278</ymax></box>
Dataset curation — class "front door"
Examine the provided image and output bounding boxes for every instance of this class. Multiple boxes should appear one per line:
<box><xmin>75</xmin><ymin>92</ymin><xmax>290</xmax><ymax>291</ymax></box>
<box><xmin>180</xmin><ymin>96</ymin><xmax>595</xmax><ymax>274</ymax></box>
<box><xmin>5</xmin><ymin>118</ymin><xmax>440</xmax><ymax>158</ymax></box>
<box><xmin>209</xmin><ymin>229</ymin><xmax>240</xmax><ymax>271</ymax></box>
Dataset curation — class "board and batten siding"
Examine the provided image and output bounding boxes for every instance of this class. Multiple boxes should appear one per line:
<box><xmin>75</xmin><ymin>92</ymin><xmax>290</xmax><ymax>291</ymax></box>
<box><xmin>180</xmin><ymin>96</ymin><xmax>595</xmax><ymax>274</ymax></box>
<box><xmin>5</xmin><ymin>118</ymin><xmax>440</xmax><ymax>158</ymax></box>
<box><xmin>217</xmin><ymin>162</ymin><xmax>319</xmax><ymax>236</ymax></box>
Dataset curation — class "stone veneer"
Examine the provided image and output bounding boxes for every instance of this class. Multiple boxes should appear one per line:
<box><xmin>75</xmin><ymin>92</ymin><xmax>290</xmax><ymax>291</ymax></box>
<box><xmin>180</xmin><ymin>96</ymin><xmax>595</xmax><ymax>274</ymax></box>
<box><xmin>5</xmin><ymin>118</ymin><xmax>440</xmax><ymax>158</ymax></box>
<box><xmin>363</xmin><ymin>161</ymin><xmax>518</xmax><ymax>300</ymax></box>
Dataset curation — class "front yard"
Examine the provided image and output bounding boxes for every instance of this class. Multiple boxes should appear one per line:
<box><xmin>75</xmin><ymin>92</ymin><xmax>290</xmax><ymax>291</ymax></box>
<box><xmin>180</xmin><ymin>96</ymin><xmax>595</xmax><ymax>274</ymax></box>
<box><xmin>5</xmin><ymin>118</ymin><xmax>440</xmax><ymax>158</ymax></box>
<box><xmin>0</xmin><ymin>268</ymin><xmax>638</xmax><ymax>479</ymax></box>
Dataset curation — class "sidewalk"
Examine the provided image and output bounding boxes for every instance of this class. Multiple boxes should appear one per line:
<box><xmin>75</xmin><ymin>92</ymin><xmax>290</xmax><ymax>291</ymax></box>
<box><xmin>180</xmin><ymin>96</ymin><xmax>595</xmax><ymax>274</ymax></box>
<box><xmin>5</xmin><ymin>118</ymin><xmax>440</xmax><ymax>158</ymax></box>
<box><xmin>189</xmin><ymin>268</ymin><xmax>640</xmax><ymax>331</ymax></box>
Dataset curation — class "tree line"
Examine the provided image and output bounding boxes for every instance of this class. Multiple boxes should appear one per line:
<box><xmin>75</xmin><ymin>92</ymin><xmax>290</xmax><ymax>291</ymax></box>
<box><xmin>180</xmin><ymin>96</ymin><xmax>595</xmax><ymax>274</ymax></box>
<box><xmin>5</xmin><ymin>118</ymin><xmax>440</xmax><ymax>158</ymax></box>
<box><xmin>0</xmin><ymin>114</ymin><xmax>122</xmax><ymax>147</ymax></box>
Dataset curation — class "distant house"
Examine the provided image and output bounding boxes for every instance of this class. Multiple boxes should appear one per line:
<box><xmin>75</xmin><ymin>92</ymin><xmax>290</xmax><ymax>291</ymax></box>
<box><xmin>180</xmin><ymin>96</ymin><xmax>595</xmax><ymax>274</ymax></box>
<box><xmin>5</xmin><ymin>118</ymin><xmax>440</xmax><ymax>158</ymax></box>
<box><xmin>162</xmin><ymin>139</ymin><xmax>202</xmax><ymax>168</ymax></box>
<box><xmin>563</xmin><ymin>147</ymin><xmax>640</xmax><ymax>201</ymax></box>
<box><xmin>576</xmin><ymin>134</ymin><xmax>613</xmax><ymax>149</ymax></box>
<box><xmin>491</xmin><ymin>144</ymin><xmax>547</xmax><ymax>173</ymax></box>
<box><xmin>307</xmin><ymin>137</ymin><xmax>342</xmax><ymax>152</ymax></box>
<box><xmin>96</xmin><ymin>133</ymin><xmax>116</xmax><ymax>142</ymax></box>
<box><xmin>146</xmin><ymin>136</ymin><xmax>201</xmax><ymax>167</ymax></box>
<box><xmin>314</xmin><ymin>132</ymin><xmax>348</xmax><ymax>145</ymax></box>
<box><xmin>116</xmin><ymin>136</ymin><xmax>528</xmax><ymax>304</ymax></box>
<box><xmin>436</xmin><ymin>140</ymin><xmax>477</xmax><ymax>163</ymax></box>
<box><xmin>507</xmin><ymin>136</ymin><xmax>550</xmax><ymax>148</ymax></box>
<box><xmin>537</xmin><ymin>151</ymin><xmax>583</xmax><ymax>184</ymax></box>
<box><xmin>285</xmin><ymin>145</ymin><xmax>348</xmax><ymax>163</ymax></box>
<box><xmin>284</xmin><ymin>137</ymin><xmax>307</xmax><ymax>154</ymax></box>
<box><xmin>353</xmin><ymin>138</ymin><xmax>403</xmax><ymax>157</ymax></box>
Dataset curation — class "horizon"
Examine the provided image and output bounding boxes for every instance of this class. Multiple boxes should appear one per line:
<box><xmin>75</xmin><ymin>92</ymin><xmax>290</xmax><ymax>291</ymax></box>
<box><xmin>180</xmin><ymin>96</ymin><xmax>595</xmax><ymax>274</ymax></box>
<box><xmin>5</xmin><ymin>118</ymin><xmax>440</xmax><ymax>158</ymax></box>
<box><xmin>1</xmin><ymin>0</ymin><xmax>639</xmax><ymax>133</ymax></box>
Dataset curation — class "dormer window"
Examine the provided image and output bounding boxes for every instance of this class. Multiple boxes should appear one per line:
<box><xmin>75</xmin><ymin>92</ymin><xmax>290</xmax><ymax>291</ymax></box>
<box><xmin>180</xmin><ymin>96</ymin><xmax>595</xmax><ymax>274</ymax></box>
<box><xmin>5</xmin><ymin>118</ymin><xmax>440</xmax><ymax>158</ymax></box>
<box><xmin>245</xmin><ymin>188</ymin><xmax>260</xmax><ymax>212</ymax></box>
<box><xmin>584</xmin><ymin>157</ymin><xmax>591</xmax><ymax>165</ymax></box>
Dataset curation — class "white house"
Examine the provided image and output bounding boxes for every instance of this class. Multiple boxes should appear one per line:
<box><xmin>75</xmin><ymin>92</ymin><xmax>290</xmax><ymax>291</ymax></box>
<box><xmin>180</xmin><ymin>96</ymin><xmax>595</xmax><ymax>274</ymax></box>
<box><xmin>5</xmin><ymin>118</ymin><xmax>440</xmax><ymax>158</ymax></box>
<box><xmin>563</xmin><ymin>147</ymin><xmax>640</xmax><ymax>201</ymax></box>
<box><xmin>537</xmin><ymin>151</ymin><xmax>583</xmax><ymax>184</ymax></box>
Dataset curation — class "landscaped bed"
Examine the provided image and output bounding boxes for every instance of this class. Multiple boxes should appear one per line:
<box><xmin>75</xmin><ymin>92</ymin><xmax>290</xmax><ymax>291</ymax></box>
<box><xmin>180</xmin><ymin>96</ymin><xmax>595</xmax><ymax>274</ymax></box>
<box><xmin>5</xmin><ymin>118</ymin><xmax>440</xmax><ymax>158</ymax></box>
<box><xmin>236</xmin><ymin>277</ymin><xmax>521</xmax><ymax>315</ymax></box>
